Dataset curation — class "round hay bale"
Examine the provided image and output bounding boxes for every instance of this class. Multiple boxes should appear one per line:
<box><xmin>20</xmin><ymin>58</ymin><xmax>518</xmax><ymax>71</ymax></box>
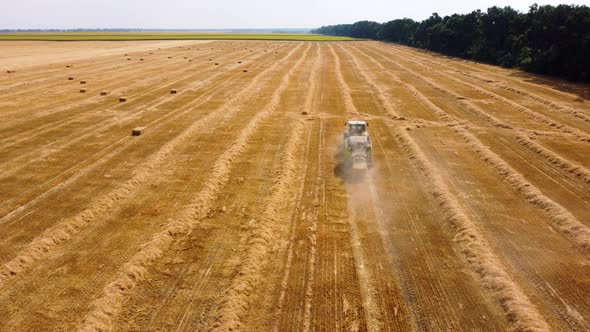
<box><xmin>66</xmin><ymin>65</ymin><xmax>72</xmax><ymax>68</ymax></box>
<box><xmin>80</xmin><ymin>80</ymin><xmax>87</xmax><ymax>84</ymax></box>
<box><xmin>119</xmin><ymin>96</ymin><xmax>127</xmax><ymax>102</ymax></box>
<box><xmin>243</xmin><ymin>69</ymin><xmax>248</xmax><ymax>72</ymax></box>
<box><xmin>140</xmin><ymin>58</ymin><xmax>144</xmax><ymax>61</ymax></box>
<box><xmin>100</xmin><ymin>91</ymin><xmax>108</xmax><ymax>96</ymax></box>
<box><xmin>238</xmin><ymin>61</ymin><xmax>242</xmax><ymax>64</ymax></box>
<box><xmin>127</xmin><ymin>58</ymin><xmax>132</xmax><ymax>60</ymax></box>
<box><xmin>170</xmin><ymin>89</ymin><xmax>177</xmax><ymax>94</ymax></box>
<box><xmin>80</xmin><ymin>88</ymin><xmax>87</xmax><ymax>93</ymax></box>
<box><xmin>168</xmin><ymin>56</ymin><xmax>173</xmax><ymax>59</ymax></box>
<box><xmin>6</xmin><ymin>70</ymin><xmax>16</xmax><ymax>73</ymax></box>
<box><xmin>215</xmin><ymin>63</ymin><xmax>219</xmax><ymax>66</ymax></box>
<box><xmin>68</xmin><ymin>76</ymin><xmax>74</xmax><ymax>80</ymax></box>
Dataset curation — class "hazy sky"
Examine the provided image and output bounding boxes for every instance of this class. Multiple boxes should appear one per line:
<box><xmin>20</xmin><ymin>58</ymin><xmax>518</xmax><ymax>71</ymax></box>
<box><xmin>2</xmin><ymin>0</ymin><xmax>590</xmax><ymax>29</ymax></box>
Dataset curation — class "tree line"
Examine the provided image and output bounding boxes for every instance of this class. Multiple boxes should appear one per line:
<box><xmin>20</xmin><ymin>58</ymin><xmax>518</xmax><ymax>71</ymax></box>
<box><xmin>312</xmin><ymin>4</ymin><xmax>590</xmax><ymax>82</ymax></box>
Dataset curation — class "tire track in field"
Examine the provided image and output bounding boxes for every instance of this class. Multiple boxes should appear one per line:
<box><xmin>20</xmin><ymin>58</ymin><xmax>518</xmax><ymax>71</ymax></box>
<box><xmin>342</xmin><ymin>43</ymin><xmax>550</xmax><ymax>331</ymax></box>
<box><xmin>77</xmin><ymin>42</ymin><xmax>311</xmax><ymax>332</ymax></box>
<box><xmin>0</xmin><ymin>45</ymin><xmax>257</xmax><ymax>155</ymax></box>
<box><xmin>0</xmin><ymin>42</ymin><xmax>305</xmax><ymax>288</ymax></box>
<box><xmin>271</xmin><ymin>43</ymin><xmax>321</xmax><ymax>332</ymax></box>
<box><xmin>355</xmin><ymin>45</ymin><xmax>590</xmax><ymax>252</ymax></box>
<box><xmin>205</xmin><ymin>42</ymin><xmax>312</xmax><ymax>331</ymax></box>
<box><xmin>329</xmin><ymin>44</ymin><xmax>358</xmax><ymax>117</ymax></box>
<box><xmin>337</xmin><ymin>45</ymin><xmax>421</xmax><ymax>330</ymax></box>
<box><xmin>327</xmin><ymin>43</ymin><xmax>385</xmax><ymax>331</ymax></box>
<box><xmin>302</xmin><ymin>119</ymin><xmax>321</xmax><ymax>332</ymax></box>
<box><xmin>0</xmin><ymin>46</ymin><xmax>277</xmax><ymax>227</ymax></box>
<box><xmin>273</xmin><ymin>43</ymin><xmax>371</xmax><ymax>332</ymax></box>
<box><xmin>271</xmin><ymin>126</ymin><xmax>312</xmax><ymax>330</ymax></box>
<box><xmin>372</xmin><ymin>45</ymin><xmax>590</xmax><ymax>141</ymax></box>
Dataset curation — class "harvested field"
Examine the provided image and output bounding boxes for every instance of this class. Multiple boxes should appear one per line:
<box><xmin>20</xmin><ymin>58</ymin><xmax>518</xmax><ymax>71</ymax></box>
<box><xmin>1</xmin><ymin>40</ymin><xmax>590</xmax><ymax>331</ymax></box>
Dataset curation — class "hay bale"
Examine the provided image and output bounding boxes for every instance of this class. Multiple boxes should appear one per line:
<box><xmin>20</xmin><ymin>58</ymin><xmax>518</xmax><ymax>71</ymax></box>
<box><xmin>238</xmin><ymin>61</ymin><xmax>242</xmax><ymax>64</ymax></box>
<box><xmin>80</xmin><ymin>80</ymin><xmax>87</xmax><ymax>84</ymax></box>
<box><xmin>140</xmin><ymin>58</ymin><xmax>144</xmax><ymax>61</ymax></box>
<box><xmin>100</xmin><ymin>91</ymin><xmax>108</xmax><ymax>96</ymax></box>
<box><xmin>80</xmin><ymin>88</ymin><xmax>87</xmax><ymax>93</ymax></box>
<box><xmin>168</xmin><ymin>56</ymin><xmax>173</xmax><ymax>59</ymax></box>
<box><xmin>215</xmin><ymin>63</ymin><xmax>219</xmax><ymax>66</ymax></box>
<box><xmin>188</xmin><ymin>59</ymin><xmax>193</xmax><ymax>62</ymax></box>
<box><xmin>127</xmin><ymin>58</ymin><xmax>132</xmax><ymax>60</ymax></box>
<box><xmin>66</xmin><ymin>65</ymin><xmax>72</xmax><ymax>68</ymax></box>
<box><xmin>119</xmin><ymin>96</ymin><xmax>127</xmax><ymax>102</ymax></box>
<box><xmin>170</xmin><ymin>89</ymin><xmax>177</xmax><ymax>94</ymax></box>
<box><xmin>6</xmin><ymin>70</ymin><xmax>16</xmax><ymax>73</ymax></box>
<box><xmin>131</xmin><ymin>127</ymin><xmax>145</xmax><ymax>136</ymax></box>
<box><xmin>68</xmin><ymin>76</ymin><xmax>74</xmax><ymax>80</ymax></box>
<box><xmin>243</xmin><ymin>69</ymin><xmax>248</xmax><ymax>72</ymax></box>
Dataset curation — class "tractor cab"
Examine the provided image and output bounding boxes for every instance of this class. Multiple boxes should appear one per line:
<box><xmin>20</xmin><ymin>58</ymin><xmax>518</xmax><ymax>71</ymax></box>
<box><xmin>344</xmin><ymin>120</ymin><xmax>368</xmax><ymax>138</ymax></box>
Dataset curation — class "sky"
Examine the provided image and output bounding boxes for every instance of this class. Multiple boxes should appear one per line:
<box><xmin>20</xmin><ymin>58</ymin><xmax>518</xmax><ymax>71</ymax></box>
<box><xmin>2</xmin><ymin>0</ymin><xmax>590</xmax><ymax>29</ymax></box>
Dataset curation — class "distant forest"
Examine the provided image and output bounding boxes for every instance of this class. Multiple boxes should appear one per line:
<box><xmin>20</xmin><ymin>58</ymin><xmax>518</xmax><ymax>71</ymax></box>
<box><xmin>312</xmin><ymin>4</ymin><xmax>590</xmax><ymax>82</ymax></box>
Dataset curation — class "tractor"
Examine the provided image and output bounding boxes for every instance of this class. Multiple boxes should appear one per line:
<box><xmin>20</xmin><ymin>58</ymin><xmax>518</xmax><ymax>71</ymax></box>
<box><xmin>343</xmin><ymin>120</ymin><xmax>372</xmax><ymax>170</ymax></box>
